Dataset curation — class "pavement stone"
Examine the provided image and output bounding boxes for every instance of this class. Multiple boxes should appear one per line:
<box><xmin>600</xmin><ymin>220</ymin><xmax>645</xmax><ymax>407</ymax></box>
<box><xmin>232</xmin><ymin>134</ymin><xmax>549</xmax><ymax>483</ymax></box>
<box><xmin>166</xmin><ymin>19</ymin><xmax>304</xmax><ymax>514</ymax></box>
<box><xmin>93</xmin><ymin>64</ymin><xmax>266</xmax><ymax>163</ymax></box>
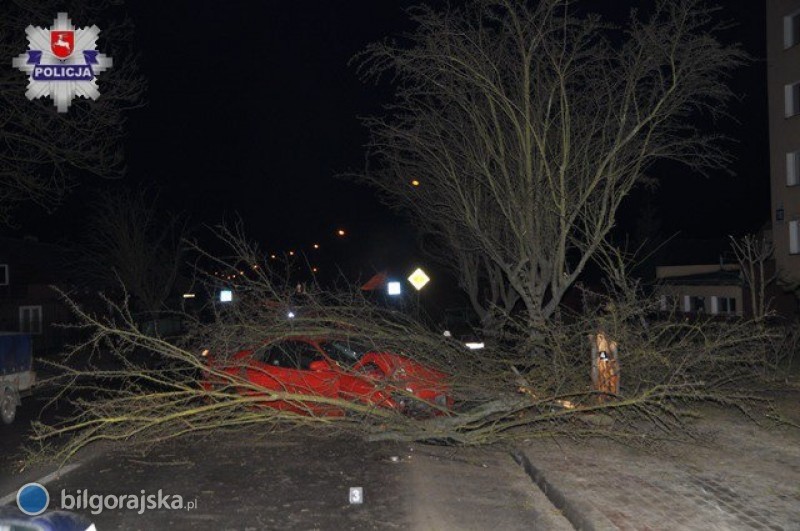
<box><xmin>517</xmin><ymin>406</ymin><xmax>800</xmax><ymax>531</ymax></box>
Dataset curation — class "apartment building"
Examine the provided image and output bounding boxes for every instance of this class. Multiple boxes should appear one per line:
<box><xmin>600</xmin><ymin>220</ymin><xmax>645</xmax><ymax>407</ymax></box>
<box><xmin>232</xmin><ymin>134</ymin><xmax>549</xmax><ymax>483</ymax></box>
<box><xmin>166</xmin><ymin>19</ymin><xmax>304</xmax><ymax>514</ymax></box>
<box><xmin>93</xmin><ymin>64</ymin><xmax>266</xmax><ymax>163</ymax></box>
<box><xmin>767</xmin><ymin>1</ymin><xmax>800</xmax><ymax>286</ymax></box>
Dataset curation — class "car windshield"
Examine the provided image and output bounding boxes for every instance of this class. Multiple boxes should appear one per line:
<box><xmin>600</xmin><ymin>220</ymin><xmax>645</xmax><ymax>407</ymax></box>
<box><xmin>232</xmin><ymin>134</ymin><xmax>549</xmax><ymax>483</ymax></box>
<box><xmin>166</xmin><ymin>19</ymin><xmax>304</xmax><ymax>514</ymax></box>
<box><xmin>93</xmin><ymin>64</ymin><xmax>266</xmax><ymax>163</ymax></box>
<box><xmin>318</xmin><ymin>340</ymin><xmax>372</xmax><ymax>367</ymax></box>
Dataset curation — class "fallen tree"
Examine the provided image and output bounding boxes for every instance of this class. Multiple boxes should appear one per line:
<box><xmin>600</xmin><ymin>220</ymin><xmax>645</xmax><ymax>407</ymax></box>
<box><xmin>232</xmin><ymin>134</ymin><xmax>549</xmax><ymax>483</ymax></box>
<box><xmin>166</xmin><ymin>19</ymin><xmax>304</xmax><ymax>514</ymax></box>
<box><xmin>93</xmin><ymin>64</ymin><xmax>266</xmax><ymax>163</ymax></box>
<box><xmin>28</xmin><ymin>227</ymin><xmax>787</xmax><ymax>465</ymax></box>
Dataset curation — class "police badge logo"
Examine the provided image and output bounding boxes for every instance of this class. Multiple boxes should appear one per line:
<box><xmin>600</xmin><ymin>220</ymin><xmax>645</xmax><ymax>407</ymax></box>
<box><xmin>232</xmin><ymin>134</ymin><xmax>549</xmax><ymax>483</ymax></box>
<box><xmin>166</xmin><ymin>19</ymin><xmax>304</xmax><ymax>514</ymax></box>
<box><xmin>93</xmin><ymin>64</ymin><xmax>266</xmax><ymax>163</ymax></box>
<box><xmin>12</xmin><ymin>13</ymin><xmax>113</xmax><ymax>112</ymax></box>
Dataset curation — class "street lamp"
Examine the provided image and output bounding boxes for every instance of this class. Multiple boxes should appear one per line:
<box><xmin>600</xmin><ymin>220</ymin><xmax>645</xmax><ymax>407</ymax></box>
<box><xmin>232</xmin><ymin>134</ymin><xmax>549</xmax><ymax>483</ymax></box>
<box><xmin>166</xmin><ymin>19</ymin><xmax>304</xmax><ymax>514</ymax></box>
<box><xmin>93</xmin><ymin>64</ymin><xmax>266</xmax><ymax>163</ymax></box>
<box><xmin>387</xmin><ymin>281</ymin><xmax>402</xmax><ymax>296</ymax></box>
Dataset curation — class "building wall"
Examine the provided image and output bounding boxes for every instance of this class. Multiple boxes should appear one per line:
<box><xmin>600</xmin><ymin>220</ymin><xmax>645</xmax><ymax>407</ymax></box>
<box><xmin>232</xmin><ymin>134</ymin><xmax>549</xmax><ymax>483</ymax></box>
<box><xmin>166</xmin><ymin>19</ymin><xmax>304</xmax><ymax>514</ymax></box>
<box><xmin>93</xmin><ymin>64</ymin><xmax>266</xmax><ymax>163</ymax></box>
<box><xmin>768</xmin><ymin>0</ymin><xmax>800</xmax><ymax>285</ymax></box>
<box><xmin>657</xmin><ymin>285</ymin><xmax>744</xmax><ymax>317</ymax></box>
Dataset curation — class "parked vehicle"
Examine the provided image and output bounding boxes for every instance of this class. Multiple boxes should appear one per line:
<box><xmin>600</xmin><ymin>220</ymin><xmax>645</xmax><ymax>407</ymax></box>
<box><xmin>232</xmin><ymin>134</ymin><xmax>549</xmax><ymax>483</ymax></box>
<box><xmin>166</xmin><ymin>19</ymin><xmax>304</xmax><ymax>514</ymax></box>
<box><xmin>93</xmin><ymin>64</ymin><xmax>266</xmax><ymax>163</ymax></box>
<box><xmin>201</xmin><ymin>337</ymin><xmax>453</xmax><ymax>417</ymax></box>
<box><xmin>0</xmin><ymin>333</ymin><xmax>35</xmax><ymax>424</ymax></box>
<box><xmin>0</xmin><ymin>506</ymin><xmax>95</xmax><ymax>531</ymax></box>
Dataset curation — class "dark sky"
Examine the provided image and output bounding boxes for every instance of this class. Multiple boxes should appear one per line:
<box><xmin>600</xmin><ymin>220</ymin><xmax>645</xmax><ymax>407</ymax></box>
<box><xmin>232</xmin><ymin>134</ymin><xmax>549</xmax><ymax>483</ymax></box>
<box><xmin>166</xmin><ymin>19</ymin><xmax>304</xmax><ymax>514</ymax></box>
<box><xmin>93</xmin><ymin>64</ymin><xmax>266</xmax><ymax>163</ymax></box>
<box><xmin>9</xmin><ymin>0</ymin><xmax>771</xmax><ymax>291</ymax></box>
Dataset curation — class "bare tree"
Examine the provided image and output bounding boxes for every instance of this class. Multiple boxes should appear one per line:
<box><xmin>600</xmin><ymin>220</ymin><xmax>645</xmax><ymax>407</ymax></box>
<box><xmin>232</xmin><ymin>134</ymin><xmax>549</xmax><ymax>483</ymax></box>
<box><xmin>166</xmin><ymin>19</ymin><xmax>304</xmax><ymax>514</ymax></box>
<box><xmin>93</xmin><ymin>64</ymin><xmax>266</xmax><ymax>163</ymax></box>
<box><xmin>355</xmin><ymin>0</ymin><xmax>745</xmax><ymax>331</ymax></box>
<box><xmin>82</xmin><ymin>189</ymin><xmax>186</xmax><ymax>317</ymax></box>
<box><xmin>0</xmin><ymin>1</ymin><xmax>144</xmax><ymax>224</ymax></box>
<box><xmin>729</xmin><ymin>233</ymin><xmax>777</xmax><ymax>322</ymax></box>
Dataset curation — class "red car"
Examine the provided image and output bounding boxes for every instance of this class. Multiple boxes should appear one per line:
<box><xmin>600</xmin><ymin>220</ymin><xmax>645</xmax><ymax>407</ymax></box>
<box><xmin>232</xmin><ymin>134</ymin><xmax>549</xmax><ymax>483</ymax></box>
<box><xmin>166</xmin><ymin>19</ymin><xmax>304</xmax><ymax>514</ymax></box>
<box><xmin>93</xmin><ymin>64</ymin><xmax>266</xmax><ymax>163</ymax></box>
<box><xmin>201</xmin><ymin>337</ymin><xmax>453</xmax><ymax>416</ymax></box>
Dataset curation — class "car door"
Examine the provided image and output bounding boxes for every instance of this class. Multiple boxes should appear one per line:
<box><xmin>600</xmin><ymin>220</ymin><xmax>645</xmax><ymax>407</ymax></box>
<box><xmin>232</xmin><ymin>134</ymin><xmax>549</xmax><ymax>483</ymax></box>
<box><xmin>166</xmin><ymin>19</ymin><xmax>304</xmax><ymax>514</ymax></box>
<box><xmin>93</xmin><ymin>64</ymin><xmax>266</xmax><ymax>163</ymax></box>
<box><xmin>317</xmin><ymin>340</ymin><xmax>397</xmax><ymax>410</ymax></box>
<box><xmin>247</xmin><ymin>339</ymin><xmax>339</xmax><ymax>414</ymax></box>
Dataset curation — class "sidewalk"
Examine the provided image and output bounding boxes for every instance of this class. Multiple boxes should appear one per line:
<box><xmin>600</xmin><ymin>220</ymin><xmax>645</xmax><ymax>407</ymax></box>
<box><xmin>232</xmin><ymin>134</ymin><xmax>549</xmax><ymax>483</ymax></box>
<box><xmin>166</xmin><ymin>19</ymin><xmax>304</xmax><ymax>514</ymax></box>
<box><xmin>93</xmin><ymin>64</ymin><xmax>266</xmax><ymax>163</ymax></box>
<box><xmin>516</xmin><ymin>398</ymin><xmax>800</xmax><ymax>530</ymax></box>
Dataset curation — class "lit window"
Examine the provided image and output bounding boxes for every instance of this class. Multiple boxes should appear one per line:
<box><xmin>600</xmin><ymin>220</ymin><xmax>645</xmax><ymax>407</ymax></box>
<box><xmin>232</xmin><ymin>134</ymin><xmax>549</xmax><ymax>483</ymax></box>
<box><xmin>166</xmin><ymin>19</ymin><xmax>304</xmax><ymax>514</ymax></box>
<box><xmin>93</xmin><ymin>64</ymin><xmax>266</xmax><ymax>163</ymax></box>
<box><xmin>790</xmin><ymin>220</ymin><xmax>800</xmax><ymax>255</ymax></box>
<box><xmin>785</xmin><ymin>82</ymin><xmax>800</xmax><ymax>117</ymax></box>
<box><xmin>784</xmin><ymin>11</ymin><xmax>800</xmax><ymax>49</ymax></box>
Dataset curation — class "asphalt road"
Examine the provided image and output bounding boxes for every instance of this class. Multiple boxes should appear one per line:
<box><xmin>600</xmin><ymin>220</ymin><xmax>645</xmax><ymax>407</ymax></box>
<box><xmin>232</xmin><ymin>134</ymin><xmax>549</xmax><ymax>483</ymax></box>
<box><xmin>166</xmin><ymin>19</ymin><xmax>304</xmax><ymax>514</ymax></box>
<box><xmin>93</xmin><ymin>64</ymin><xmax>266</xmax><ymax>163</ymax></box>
<box><xmin>0</xmin><ymin>392</ymin><xmax>49</xmax><ymax>474</ymax></box>
<box><xmin>1</xmin><ymin>383</ymin><xmax>571</xmax><ymax>530</ymax></box>
<box><xmin>2</xmin><ymin>415</ymin><xmax>571</xmax><ymax>530</ymax></box>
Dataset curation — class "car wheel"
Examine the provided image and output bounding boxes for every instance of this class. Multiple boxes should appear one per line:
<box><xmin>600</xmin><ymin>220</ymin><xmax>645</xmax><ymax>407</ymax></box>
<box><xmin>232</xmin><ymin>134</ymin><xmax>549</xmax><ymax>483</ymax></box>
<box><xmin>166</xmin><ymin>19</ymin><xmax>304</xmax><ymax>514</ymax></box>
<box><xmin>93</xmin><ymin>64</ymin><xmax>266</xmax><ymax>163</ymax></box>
<box><xmin>0</xmin><ymin>390</ymin><xmax>17</xmax><ymax>425</ymax></box>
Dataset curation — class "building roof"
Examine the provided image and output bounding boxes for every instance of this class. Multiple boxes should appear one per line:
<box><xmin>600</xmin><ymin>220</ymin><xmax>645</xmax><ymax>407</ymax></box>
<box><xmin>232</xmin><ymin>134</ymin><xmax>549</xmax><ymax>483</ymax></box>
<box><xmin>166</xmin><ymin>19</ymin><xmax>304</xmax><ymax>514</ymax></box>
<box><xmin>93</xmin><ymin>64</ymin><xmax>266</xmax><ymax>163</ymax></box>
<box><xmin>660</xmin><ymin>269</ymin><xmax>743</xmax><ymax>287</ymax></box>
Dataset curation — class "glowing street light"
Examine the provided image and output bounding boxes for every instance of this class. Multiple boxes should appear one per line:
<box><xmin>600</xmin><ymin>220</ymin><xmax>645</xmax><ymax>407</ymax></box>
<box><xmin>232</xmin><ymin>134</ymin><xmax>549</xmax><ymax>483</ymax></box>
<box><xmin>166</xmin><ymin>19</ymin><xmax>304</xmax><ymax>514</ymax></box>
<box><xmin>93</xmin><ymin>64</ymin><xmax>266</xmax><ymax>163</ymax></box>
<box><xmin>337</xmin><ymin>229</ymin><xmax>346</xmax><ymax>237</ymax></box>
<box><xmin>387</xmin><ymin>281</ymin><xmax>402</xmax><ymax>296</ymax></box>
<box><xmin>313</xmin><ymin>243</ymin><xmax>320</xmax><ymax>249</ymax></box>
<box><xmin>289</xmin><ymin>250</ymin><xmax>295</xmax><ymax>256</ymax></box>
<box><xmin>219</xmin><ymin>289</ymin><xmax>233</xmax><ymax>303</ymax></box>
<box><xmin>411</xmin><ymin>179</ymin><xmax>420</xmax><ymax>187</ymax></box>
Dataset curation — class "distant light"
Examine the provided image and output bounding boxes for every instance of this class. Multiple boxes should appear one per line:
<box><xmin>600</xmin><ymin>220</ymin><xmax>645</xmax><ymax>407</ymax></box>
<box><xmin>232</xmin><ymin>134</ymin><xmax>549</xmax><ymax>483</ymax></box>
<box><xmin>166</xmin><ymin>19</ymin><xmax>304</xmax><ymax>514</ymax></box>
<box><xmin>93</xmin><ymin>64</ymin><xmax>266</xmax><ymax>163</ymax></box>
<box><xmin>411</xmin><ymin>179</ymin><xmax>420</xmax><ymax>187</ymax></box>
<box><xmin>387</xmin><ymin>281</ymin><xmax>402</xmax><ymax>296</ymax></box>
<box><xmin>443</xmin><ymin>330</ymin><xmax>452</xmax><ymax>337</ymax></box>
<box><xmin>252</xmin><ymin>264</ymin><xmax>259</xmax><ymax>270</ymax></box>
<box><xmin>465</xmin><ymin>342</ymin><xmax>485</xmax><ymax>350</ymax></box>
<box><xmin>287</xmin><ymin>311</ymin><xmax>296</xmax><ymax>319</ymax></box>
<box><xmin>289</xmin><ymin>251</ymin><xmax>295</xmax><ymax>256</ymax></box>
<box><xmin>407</xmin><ymin>268</ymin><xmax>431</xmax><ymax>291</ymax></box>
<box><xmin>312</xmin><ymin>267</ymin><xmax>319</xmax><ymax>273</ymax></box>
<box><xmin>200</xmin><ymin>349</ymin><xmax>210</xmax><ymax>357</ymax></box>
<box><xmin>219</xmin><ymin>289</ymin><xmax>233</xmax><ymax>303</ymax></box>
<box><xmin>182</xmin><ymin>293</ymin><xmax>196</xmax><ymax>299</ymax></box>
<box><xmin>270</xmin><ymin>254</ymin><xmax>277</xmax><ymax>260</ymax></box>
<box><xmin>337</xmin><ymin>229</ymin><xmax>346</xmax><ymax>237</ymax></box>
<box><xmin>313</xmin><ymin>243</ymin><xmax>320</xmax><ymax>249</ymax></box>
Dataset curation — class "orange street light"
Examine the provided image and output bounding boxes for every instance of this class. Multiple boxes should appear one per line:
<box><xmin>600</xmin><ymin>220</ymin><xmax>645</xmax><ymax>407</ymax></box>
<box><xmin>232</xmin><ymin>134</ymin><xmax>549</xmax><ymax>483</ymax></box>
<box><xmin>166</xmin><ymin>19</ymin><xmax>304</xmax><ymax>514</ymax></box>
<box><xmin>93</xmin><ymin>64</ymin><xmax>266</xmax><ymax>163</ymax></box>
<box><xmin>411</xmin><ymin>179</ymin><xmax>420</xmax><ymax>187</ymax></box>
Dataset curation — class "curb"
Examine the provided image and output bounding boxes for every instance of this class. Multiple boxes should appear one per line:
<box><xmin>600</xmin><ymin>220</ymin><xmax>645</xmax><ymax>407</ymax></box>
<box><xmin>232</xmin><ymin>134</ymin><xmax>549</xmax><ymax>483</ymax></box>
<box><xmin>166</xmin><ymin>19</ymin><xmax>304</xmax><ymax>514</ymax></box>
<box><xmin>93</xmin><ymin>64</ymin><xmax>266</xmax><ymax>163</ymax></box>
<box><xmin>510</xmin><ymin>449</ymin><xmax>595</xmax><ymax>531</ymax></box>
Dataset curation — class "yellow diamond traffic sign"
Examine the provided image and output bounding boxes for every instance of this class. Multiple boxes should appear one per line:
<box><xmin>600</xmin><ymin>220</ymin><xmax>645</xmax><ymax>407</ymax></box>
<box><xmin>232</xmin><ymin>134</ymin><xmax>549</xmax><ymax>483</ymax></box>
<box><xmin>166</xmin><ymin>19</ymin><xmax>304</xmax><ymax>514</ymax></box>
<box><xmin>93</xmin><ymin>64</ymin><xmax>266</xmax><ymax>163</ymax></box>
<box><xmin>407</xmin><ymin>268</ymin><xmax>430</xmax><ymax>291</ymax></box>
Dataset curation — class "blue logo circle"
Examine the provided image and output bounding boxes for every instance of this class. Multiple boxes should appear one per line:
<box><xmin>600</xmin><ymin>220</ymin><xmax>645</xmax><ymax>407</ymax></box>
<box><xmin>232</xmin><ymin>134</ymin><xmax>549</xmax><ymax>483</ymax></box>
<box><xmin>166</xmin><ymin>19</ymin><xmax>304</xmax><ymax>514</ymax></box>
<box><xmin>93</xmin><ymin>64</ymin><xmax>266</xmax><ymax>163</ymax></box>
<box><xmin>16</xmin><ymin>482</ymin><xmax>49</xmax><ymax>516</ymax></box>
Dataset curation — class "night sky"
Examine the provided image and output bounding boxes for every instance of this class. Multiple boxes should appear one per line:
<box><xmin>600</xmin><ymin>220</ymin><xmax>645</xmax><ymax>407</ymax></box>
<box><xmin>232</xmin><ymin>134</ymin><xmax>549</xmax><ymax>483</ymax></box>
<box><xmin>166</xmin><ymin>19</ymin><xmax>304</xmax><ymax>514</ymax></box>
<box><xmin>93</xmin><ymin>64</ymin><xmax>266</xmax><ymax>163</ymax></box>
<box><xmin>8</xmin><ymin>1</ymin><xmax>771</xmax><ymax>295</ymax></box>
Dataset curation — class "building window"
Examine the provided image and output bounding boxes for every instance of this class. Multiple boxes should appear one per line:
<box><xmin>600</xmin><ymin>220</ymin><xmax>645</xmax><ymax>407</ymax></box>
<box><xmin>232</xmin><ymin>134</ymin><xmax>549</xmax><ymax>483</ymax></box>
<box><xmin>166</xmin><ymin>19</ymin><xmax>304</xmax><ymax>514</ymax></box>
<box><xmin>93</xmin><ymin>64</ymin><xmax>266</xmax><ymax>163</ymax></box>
<box><xmin>785</xmin><ymin>11</ymin><xmax>800</xmax><ymax>49</ymax></box>
<box><xmin>682</xmin><ymin>295</ymin><xmax>706</xmax><ymax>313</ymax></box>
<box><xmin>711</xmin><ymin>296</ymin><xmax>737</xmax><ymax>315</ymax></box>
<box><xmin>788</xmin><ymin>151</ymin><xmax>800</xmax><ymax>186</ymax></box>
<box><xmin>791</xmin><ymin>220</ymin><xmax>800</xmax><ymax>255</ymax></box>
<box><xmin>0</xmin><ymin>264</ymin><xmax>7</xmax><ymax>286</ymax></box>
<box><xmin>19</xmin><ymin>306</ymin><xmax>42</xmax><ymax>335</ymax></box>
<box><xmin>786</xmin><ymin>82</ymin><xmax>800</xmax><ymax>117</ymax></box>
<box><xmin>692</xmin><ymin>296</ymin><xmax>706</xmax><ymax>313</ymax></box>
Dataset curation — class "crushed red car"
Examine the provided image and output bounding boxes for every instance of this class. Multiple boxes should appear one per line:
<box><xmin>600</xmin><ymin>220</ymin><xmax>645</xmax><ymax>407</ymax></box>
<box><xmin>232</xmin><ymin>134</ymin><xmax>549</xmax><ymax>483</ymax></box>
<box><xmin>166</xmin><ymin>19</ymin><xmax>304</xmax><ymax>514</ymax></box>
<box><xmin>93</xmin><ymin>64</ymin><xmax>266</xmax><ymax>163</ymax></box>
<box><xmin>200</xmin><ymin>337</ymin><xmax>453</xmax><ymax>416</ymax></box>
